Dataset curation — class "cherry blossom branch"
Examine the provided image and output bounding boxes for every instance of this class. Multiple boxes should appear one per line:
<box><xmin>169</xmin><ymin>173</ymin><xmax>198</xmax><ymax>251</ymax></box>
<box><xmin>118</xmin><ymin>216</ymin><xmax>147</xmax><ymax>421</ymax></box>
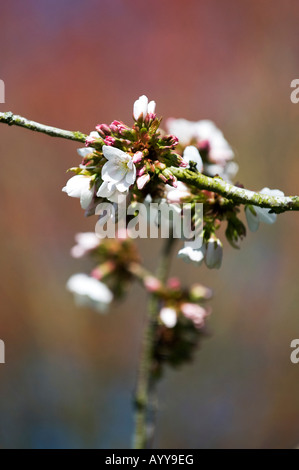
<box><xmin>171</xmin><ymin>168</ymin><xmax>299</xmax><ymax>212</ymax></box>
<box><xmin>1</xmin><ymin>111</ymin><xmax>299</xmax><ymax>211</ymax></box>
<box><xmin>133</xmin><ymin>234</ymin><xmax>176</xmax><ymax>449</ymax></box>
<box><xmin>0</xmin><ymin>111</ymin><xmax>87</xmax><ymax>143</ymax></box>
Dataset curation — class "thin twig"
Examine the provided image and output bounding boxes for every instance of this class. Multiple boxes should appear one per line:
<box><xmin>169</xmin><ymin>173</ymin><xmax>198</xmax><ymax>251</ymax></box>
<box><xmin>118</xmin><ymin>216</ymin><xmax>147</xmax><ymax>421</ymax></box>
<box><xmin>133</xmin><ymin>235</ymin><xmax>176</xmax><ymax>449</ymax></box>
<box><xmin>0</xmin><ymin>111</ymin><xmax>87</xmax><ymax>143</ymax></box>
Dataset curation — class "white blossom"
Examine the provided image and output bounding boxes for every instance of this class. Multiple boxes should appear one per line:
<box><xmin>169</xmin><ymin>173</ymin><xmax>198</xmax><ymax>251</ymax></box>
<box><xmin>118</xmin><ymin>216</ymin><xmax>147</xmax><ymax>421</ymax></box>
<box><xmin>160</xmin><ymin>307</ymin><xmax>177</xmax><ymax>328</ymax></box>
<box><xmin>97</xmin><ymin>180</ymin><xmax>128</xmax><ymax>203</ymax></box>
<box><xmin>166</xmin><ymin>118</ymin><xmax>195</xmax><ymax>145</ymax></box>
<box><xmin>133</xmin><ymin>95</ymin><xmax>156</xmax><ymax>121</ymax></box>
<box><xmin>205</xmin><ymin>237</ymin><xmax>223</xmax><ymax>269</ymax></box>
<box><xmin>193</xmin><ymin>120</ymin><xmax>234</xmax><ymax>163</ymax></box>
<box><xmin>66</xmin><ymin>273</ymin><xmax>113</xmax><ymax>313</ymax></box>
<box><xmin>86</xmin><ymin>130</ymin><xmax>101</xmax><ymax>145</ymax></box>
<box><xmin>183</xmin><ymin>146</ymin><xmax>203</xmax><ymax>172</ymax></box>
<box><xmin>62</xmin><ymin>175</ymin><xmax>94</xmax><ymax>209</ymax></box>
<box><xmin>177</xmin><ymin>245</ymin><xmax>205</xmax><ymax>266</ymax></box>
<box><xmin>71</xmin><ymin>232</ymin><xmax>101</xmax><ymax>258</ymax></box>
<box><xmin>77</xmin><ymin>147</ymin><xmax>94</xmax><ymax>158</ymax></box>
<box><xmin>166</xmin><ymin>118</ymin><xmax>234</xmax><ymax>164</ymax></box>
<box><xmin>245</xmin><ymin>187</ymin><xmax>285</xmax><ymax>232</ymax></box>
<box><xmin>165</xmin><ymin>181</ymin><xmax>191</xmax><ymax>203</ymax></box>
<box><xmin>97</xmin><ymin>145</ymin><xmax>136</xmax><ymax>202</ymax></box>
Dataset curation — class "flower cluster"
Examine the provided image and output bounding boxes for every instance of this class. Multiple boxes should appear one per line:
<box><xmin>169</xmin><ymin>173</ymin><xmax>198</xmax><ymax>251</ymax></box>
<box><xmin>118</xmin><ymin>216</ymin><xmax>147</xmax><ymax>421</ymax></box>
<box><xmin>66</xmin><ymin>230</ymin><xmax>140</xmax><ymax>311</ymax></box>
<box><xmin>153</xmin><ymin>280</ymin><xmax>212</xmax><ymax>375</ymax></box>
<box><xmin>63</xmin><ymin>95</ymin><xmax>187</xmax><ymax>215</ymax></box>
<box><xmin>63</xmin><ymin>95</ymin><xmax>285</xmax><ymax>374</ymax></box>
<box><xmin>62</xmin><ymin>95</ymin><xmax>284</xmax><ymax>272</ymax></box>
<box><xmin>166</xmin><ymin>117</ymin><xmax>238</xmax><ymax>182</ymax></box>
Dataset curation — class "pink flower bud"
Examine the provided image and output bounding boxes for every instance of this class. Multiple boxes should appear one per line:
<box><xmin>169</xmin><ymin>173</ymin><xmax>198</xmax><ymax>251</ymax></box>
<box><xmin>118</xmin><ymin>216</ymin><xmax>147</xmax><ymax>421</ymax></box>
<box><xmin>181</xmin><ymin>303</ymin><xmax>210</xmax><ymax>329</ymax></box>
<box><xmin>95</xmin><ymin>124</ymin><xmax>111</xmax><ymax>136</ymax></box>
<box><xmin>133</xmin><ymin>151</ymin><xmax>144</xmax><ymax>164</ymax></box>
<box><xmin>91</xmin><ymin>261</ymin><xmax>116</xmax><ymax>280</ymax></box>
<box><xmin>158</xmin><ymin>173</ymin><xmax>168</xmax><ymax>183</ymax></box>
<box><xmin>137</xmin><ymin>165</ymin><xmax>147</xmax><ymax>177</ymax></box>
<box><xmin>167</xmin><ymin>277</ymin><xmax>181</xmax><ymax>289</ymax></box>
<box><xmin>86</xmin><ymin>131</ymin><xmax>100</xmax><ymax>145</ymax></box>
<box><xmin>110</xmin><ymin>120</ymin><xmax>127</xmax><ymax>134</ymax></box>
<box><xmin>144</xmin><ymin>276</ymin><xmax>162</xmax><ymax>293</ymax></box>
<box><xmin>104</xmin><ymin>136</ymin><xmax>116</xmax><ymax>146</ymax></box>
<box><xmin>137</xmin><ymin>173</ymin><xmax>150</xmax><ymax>190</ymax></box>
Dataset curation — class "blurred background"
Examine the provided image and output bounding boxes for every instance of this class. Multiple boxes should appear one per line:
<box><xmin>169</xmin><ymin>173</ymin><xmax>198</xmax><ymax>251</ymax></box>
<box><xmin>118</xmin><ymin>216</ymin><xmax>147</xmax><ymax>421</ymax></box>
<box><xmin>0</xmin><ymin>0</ymin><xmax>299</xmax><ymax>449</ymax></box>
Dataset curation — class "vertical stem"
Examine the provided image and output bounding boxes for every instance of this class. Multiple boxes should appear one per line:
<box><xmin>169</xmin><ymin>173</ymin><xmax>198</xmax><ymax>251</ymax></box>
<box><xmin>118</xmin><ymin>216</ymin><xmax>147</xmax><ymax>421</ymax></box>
<box><xmin>133</xmin><ymin>235</ymin><xmax>175</xmax><ymax>449</ymax></box>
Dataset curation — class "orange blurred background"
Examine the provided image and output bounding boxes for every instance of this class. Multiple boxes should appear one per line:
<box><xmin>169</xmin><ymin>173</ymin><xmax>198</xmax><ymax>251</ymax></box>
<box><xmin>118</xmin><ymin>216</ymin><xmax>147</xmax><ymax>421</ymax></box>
<box><xmin>1</xmin><ymin>0</ymin><xmax>299</xmax><ymax>448</ymax></box>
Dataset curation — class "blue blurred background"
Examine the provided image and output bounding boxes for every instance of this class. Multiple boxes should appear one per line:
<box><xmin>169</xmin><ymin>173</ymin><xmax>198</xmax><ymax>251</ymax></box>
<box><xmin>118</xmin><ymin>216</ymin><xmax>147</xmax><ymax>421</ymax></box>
<box><xmin>0</xmin><ymin>0</ymin><xmax>299</xmax><ymax>449</ymax></box>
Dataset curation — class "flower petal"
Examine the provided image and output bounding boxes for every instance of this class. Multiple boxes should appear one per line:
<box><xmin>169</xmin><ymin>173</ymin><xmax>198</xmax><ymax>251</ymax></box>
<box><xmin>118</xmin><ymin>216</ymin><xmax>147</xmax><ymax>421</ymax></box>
<box><xmin>245</xmin><ymin>206</ymin><xmax>260</xmax><ymax>232</ymax></box>
<box><xmin>80</xmin><ymin>187</ymin><xmax>94</xmax><ymax>209</ymax></box>
<box><xmin>102</xmin><ymin>161</ymin><xmax>128</xmax><ymax>183</ymax></box>
<box><xmin>102</xmin><ymin>145</ymin><xmax>127</xmax><ymax>161</ymax></box>
<box><xmin>77</xmin><ymin>147</ymin><xmax>94</xmax><ymax>157</ymax></box>
<box><xmin>254</xmin><ymin>207</ymin><xmax>277</xmax><ymax>224</ymax></box>
<box><xmin>177</xmin><ymin>246</ymin><xmax>205</xmax><ymax>266</ymax></box>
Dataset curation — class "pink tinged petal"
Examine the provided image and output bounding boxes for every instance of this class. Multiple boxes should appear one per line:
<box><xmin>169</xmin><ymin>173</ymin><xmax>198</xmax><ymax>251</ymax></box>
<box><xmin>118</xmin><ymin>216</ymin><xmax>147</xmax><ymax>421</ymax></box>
<box><xmin>86</xmin><ymin>131</ymin><xmax>100</xmax><ymax>145</ymax></box>
<box><xmin>137</xmin><ymin>173</ymin><xmax>150</xmax><ymax>190</ymax></box>
<box><xmin>160</xmin><ymin>307</ymin><xmax>177</xmax><ymax>328</ymax></box>
<box><xmin>102</xmin><ymin>145</ymin><xmax>127</xmax><ymax>161</ymax></box>
<box><xmin>181</xmin><ymin>303</ymin><xmax>209</xmax><ymax>329</ymax></box>
<box><xmin>138</xmin><ymin>165</ymin><xmax>147</xmax><ymax>177</ymax></box>
<box><xmin>71</xmin><ymin>232</ymin><xmax>100</xmax><ymax>258</ymax></box>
